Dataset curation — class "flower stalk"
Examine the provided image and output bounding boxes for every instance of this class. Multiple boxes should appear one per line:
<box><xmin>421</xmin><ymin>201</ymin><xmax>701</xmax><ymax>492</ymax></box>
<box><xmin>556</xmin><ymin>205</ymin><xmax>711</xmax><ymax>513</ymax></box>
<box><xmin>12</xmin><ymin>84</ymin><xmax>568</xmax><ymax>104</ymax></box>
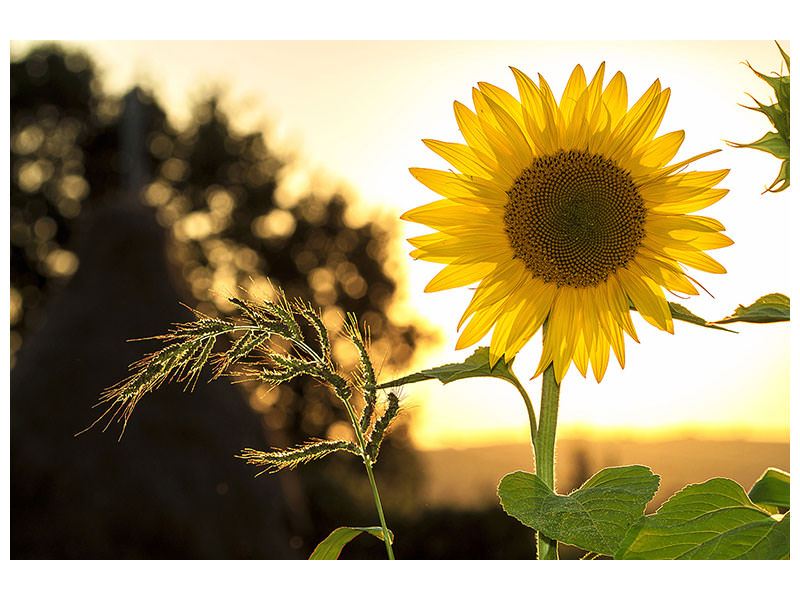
<box><xmin>512</xmin><ymin>320</ymin><xmax>560</xmax><ymax>560</ymax></box>
<box><xmin>533</xmin><ymin>358</ymin><xmax>560</xmax><ymax>560</ymax></box>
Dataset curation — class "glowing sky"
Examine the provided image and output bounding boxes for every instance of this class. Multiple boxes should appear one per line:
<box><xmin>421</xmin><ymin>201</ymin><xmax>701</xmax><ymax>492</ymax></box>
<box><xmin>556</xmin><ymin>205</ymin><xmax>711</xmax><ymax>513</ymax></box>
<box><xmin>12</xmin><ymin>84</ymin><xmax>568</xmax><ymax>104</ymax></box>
<box><xmin>11</xmin><ymin>40</ymin><xmax>790</xmax><ymax>448</ymax></box>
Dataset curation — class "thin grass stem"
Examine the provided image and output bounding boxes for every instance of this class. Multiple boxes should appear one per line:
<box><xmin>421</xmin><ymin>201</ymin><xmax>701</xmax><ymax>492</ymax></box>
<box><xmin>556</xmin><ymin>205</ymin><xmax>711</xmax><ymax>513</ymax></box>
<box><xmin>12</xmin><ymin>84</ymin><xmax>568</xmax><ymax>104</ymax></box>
<box><xmin>336</xmin><ymin>375</ymin><xmax>395</xmax><ymax>560</ymax></box>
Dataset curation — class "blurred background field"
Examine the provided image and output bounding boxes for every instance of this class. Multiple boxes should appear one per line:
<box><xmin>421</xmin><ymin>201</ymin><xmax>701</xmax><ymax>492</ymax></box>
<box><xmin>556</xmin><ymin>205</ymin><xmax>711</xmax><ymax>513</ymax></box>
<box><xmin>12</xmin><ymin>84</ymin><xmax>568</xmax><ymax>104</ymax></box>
<box><xmin>419</xmin><ymin>438</ymin><xmax>790</xmax><ymax>511</ymax></box>
<box><xmin>9</xmin><ymin>40</ymin><xmax>789</xmax><ymax>560</ymax></box>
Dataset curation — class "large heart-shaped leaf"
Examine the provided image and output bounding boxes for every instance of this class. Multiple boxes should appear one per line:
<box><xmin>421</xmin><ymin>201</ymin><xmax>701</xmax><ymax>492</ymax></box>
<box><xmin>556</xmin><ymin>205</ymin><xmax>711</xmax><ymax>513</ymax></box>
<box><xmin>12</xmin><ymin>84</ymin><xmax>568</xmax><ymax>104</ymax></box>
<box><xmin>376</xmin><ymin>346</ymin><xmax>517</xmax><ymax>389</ymax></box>
<box><xmin>616</xmin><ymin>478</ymin><xmax>790</xmax><ymax>559</ymax></box>
<box><xmin>309</xmin><ymin>526</ymin><xmax>392</xmax><ymax>560</ymax></box>
<box><xmin>498</xmin><ymin>465</ymin><xmax>659</xmax><ymax>556</ymax></box>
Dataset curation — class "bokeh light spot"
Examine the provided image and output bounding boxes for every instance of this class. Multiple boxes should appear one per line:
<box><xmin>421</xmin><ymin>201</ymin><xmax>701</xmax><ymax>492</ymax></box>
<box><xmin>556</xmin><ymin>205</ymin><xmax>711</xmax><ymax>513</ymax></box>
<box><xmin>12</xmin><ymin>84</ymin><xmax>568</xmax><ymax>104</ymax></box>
<box><xmin>44</xmin><ymin>249</ymin><xmax>79</xmax><ymax>278</ymax></box>
<box><xmin>251</xmin><ymin>209</ymin><xmax>296</xmax><ymax>240</ymax></box>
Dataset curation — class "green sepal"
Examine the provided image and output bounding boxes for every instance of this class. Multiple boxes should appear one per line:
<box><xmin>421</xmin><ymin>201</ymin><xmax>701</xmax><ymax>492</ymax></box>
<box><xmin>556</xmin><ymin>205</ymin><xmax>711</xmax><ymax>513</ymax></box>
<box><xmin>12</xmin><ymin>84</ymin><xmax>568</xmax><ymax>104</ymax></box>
<box><xmin>745</xmin><ymin>61</ymin><xmax>790</xmax><ymax>108</ymax></box>
<box><xmin>766</xmin><ymin>158</ymin><xmax>790</xmax><ymax>193</ymax></box>
<box><xmin>729</xmin><ymin>130</ymin><xmax>789</xmax><ymax>160</ymax></box>
<box><xmin>740</xmin><ymin>96</ymin><xmax>788</xmax><ymax>141</ymax></box>
<box><xmin>498</xmin><ymin>465</ymin><xmax>660</xmax><ymax>557</ymax></box>
<box><xmin>715</xmin><ymin>293</ymin><xmax>790</xmax><ymax>324</ymax></box>
<box><xmin>309</xmin><ymin>526</ymin><xmax>393</xmax><ymax>560</ymax></box>
<box><xmin>731</xmin><ymin>44</ymin><xmax>790</xmax><ymax>193</ymax></box>
<box><xmin>616</xmin><ymin>478</ymin><xmax>790</xmax><ymax>559</ymax></box>
<box><xmin>376</xmin><ymin>346</ymin><xmax>517</xmax><ymax>389</ymax></box>
<box><xmin>776</xmin><ymin>41</ymin><xmax>790</xmax><ymax>72</ymax></box>
<box><xmin>749</xmin><ymin>468</ymin><xmax>790</xmax><ymax>510</ymax></box>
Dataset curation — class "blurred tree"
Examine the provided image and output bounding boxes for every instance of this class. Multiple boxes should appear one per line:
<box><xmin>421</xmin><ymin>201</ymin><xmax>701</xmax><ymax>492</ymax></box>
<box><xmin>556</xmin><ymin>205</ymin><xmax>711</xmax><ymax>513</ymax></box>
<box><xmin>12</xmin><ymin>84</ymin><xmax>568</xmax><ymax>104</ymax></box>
<box><xmin>11</xmin><ymin>43</ymin><xmax>428</xmax><ymax>558</ymax></box>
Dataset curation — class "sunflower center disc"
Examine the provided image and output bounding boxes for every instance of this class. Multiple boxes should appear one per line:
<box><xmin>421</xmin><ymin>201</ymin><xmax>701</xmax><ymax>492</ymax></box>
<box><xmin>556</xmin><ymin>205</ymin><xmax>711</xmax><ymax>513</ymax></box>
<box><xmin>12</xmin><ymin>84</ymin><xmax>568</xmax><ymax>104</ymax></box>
<box><xmin>504</xmin><ymin>149</ymin><xmax>646</xmax><ymax>288</ymax></box>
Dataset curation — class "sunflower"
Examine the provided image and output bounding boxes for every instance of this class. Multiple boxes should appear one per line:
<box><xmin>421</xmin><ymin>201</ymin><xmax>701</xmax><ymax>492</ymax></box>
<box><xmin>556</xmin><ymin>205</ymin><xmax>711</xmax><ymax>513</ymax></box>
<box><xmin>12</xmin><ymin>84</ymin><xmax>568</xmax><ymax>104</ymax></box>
<box><xmin>403</xmin><ymin>64</ymin><xmax>731</xmax><ymax>383</ymax></box>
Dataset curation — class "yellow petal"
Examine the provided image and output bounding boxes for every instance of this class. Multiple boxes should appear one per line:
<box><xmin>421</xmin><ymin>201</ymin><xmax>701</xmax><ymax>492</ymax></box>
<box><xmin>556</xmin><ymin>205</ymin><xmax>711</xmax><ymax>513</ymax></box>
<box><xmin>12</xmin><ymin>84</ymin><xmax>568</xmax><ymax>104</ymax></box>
<box><xmin>632</xmin><ymin>130</ymin><xmax>685</xmax><ymax>172</ymax></box>
<box><xmin>634</xmin><ymin>252</ymin><xmax>699</xmax><ymax>296</ymax></box>
<box><xmin>453</xmin><ymin>100</ymin><xmax>497</xmax><ymax>160</ymax></box>
<box><xmin>602</xmin><ymin>70</ymin><xmax>628</xmax><ymax>128</ymax></box>
<box><xmin>421</xmin><ymin>139</ymin><xmax>495</xmax><ymax>179</ymax></box>
<box><xmin>639</xmin><ymin>149</ymin><xmax>721</xmax><ymax>186</ymax></box>
<box><xmin>481</xmin><ymin>93</ymin><xmax>533</xmax><ymax>166</ymax></box>
<box><xmin>408</xmin><ymin>232</ymin><xmax>508</xmax><ymax>260</ymax></box>
<box><xmin>425</xmin><ymin>261</ymin><xmax>496</xmax><ymax>292</ymax></box>
<box><xmin>534</xmin><ymin>334</ymin><xmax>554</xmax><ymax>379</ymax></box>
<box><xmin>642</xmin><ymin>169</ymin><xmax>730</xmax><ymax>202</ymax></box>
<box><xmin>477</xmin><ymin>80</ymin><xmax>525</xmax><ymax>126</ymax></box>
<box><xmin>617</xmin><ymin>265</ymin><xmax>673</xmax><ymax>333</ymax></box>
<box><xmin>489</xmin><ymin>277</ymin><xmax>554</xmax><ymax>363</ymax></box>
<box><xmin>589</xmin><ymin>333</ymin><xmax>611</xmax><ymax>383</ymax></box>
<box><xmin>547</xmin><ymin>288</ymin><xmax>582</xmax><ymax>382</ymax></box>
<box><xmin>458</xmin><ymin>261</ymin><xmax>529</xmax><ymax>328</ymax></box>
<box><xmin>471</xmin><ymin>89</ymin><xmax>527</xmax><ymax>176</ymax></box>
<box><xmin>609</xmin><ymin>87</ymin><xmax>665</xmax><ymax>162</ymax></box>
<box><xmin>648</xmin><ymin>188</ymin><xmax>729</xmax><ymax>214</ymax></box>
<box><xmin>601</xmin><ymin>309</ymin><xmax>626</xmax><ymax>368</ymax></box>
<box><xmin>657</xmin><ymin>246</ymin><xmax>727</xmax><ymax>274</ymax></box>
<box><xmin>401</xmin><ymin>199</ymin><xmax>493</xmax><ymax>228</ymax></box>
<box><xmin>409</xmin><ymin>167</ymin><xmax>507</xmax><ymax>202</ymax></box>
<box><xmin>510</xmin><ymin>66</ymin><xmax>558</xmax><ymax>155</ymax></box>
<box><xmin>584</xmin><ymin>62</ymin><xmax>607</xmax><ymax>119</ymax></box>
<box><xmin>590</xmin><ymin>282</ymin><xmax>628</xmax><ymax>369</ymax></box>
<box><xmin>559</xmin><ymin>64</ymin><xmax>588</xmax><ymax>122</ymax></box>
<box><xmin>573</xmin><ymin>331</ymin><xmax>590</xmax><ymax>378</ymax></box>
<box><xmin>604</xmin><ymin>274</ymin><xmax>639</xmax><ymax>342</ymax></box>
<box><xmin>503</xmin><ymin>280</ymin><xmax>556</xmax><ymax>357</ymax></box>
<box><xmin>457</xmin><ymin>301</ymin><xmax>506</xmax><ymax>349</ymax></box>
<box><xmin>633</xmin><ymin>88</ymin><xmax>671</xmax><ymax>151</ymax></box>
<box><xmin>537</xmin><ymin>73</ymin><xmax>565</xmax><ymax>145</ymax></box>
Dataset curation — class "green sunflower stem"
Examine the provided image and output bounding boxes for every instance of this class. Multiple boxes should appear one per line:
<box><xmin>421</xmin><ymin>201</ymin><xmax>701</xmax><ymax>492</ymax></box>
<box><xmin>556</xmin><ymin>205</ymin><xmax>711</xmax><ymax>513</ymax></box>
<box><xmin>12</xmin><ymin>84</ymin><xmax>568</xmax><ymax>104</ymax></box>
<box><xmin>533</xmin><ymin>329</ymin><xmax>561</xmax><ymax>560</ymax></box>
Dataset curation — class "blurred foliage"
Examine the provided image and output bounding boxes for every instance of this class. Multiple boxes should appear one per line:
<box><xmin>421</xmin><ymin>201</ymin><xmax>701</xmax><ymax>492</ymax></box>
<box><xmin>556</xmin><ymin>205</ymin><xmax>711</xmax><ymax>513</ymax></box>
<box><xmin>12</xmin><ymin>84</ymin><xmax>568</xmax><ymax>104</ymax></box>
<box><xmin>10</xmin><ymin>42</ymin><xmax>426</xmax><ymax>437</ymax></box>
<box><xmin>10</xmin><ymin>43</ymin><xmax>434</xmax><ymax>554</ymax></box>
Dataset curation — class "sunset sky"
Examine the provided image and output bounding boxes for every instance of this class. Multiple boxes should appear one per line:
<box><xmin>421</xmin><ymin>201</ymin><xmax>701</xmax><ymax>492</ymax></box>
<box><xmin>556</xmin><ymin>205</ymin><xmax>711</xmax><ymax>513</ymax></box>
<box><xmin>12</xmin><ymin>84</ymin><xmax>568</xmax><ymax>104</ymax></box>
<box><xmin>10</xmin><ymin>39</ymin><xmax>791</xmax><ymax>449</ymax></box>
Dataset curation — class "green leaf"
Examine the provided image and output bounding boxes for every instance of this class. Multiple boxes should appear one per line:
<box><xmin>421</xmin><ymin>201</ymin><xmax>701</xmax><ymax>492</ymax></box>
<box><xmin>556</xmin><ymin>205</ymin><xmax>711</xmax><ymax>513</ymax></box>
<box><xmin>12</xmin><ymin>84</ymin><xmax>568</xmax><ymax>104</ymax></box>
<box><xmin>729</xmin><ymin>130</ymin><xmax>790</xmax><ymax>160</ymax></box>
<box><xmin>498</xmin><ymin>465</ymin><xmax>660</xmax><ymax>556</ymax></box>
<box><xmin>308</xmin><ymin>526</ymin><xmax>393</xmax><ymax>560</ymax></box>
<box><xmin>376</xmin><ymin>346</ymin><xmax>517</xmax><ymax>389</ymax></box>
<box><xmin>716</xmin><ymin>293</ymin><xmax>790</xmax><ymax>324</ymax></box>
<box><xmin>749</xmin><ymin>468</ymin><xmax>790</xmax><ymax>510</ymax></box>
<box><xmin>616</xmin><ymin>478</ymin><xmax>790</xmax><ymax>559</ymax></box>
<box><xmin>667</xmin><ymin>302</ymin><xmax>737</xmax><ymax>333</ymax></box>
<box><xmin>630</xmin><ymin>300</ymin><xmax>735</xmax><ymax>333</ymax></box>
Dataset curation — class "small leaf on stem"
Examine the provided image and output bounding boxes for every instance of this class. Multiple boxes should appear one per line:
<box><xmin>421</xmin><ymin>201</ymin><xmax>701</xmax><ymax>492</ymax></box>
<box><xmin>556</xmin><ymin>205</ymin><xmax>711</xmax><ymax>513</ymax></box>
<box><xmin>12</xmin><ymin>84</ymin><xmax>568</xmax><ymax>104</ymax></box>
<box><xmin>309</xmin><ymin>526</ymin><xmax>394</xmax><ymax>560</ymax></box>
<box><xmin>376</xmin><ymin>346</ymin><xmax>517</xmax><ymax>389</ymax></box>
<box><xmin>716</xmin><ymin>293</ymin><xmax>790</xmax><ymax>324</ymax></box>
